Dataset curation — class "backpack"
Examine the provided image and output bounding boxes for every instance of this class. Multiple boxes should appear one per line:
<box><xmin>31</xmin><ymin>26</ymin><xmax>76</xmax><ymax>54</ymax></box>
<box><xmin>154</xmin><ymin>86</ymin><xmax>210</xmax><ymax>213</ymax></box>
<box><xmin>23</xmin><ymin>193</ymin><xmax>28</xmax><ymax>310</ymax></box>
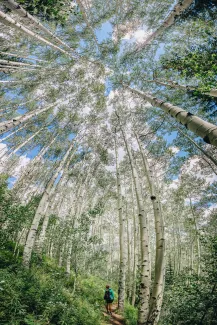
<box><xmin>104</xmin><ymin>289</ymin><xmax>112</xmax><ymax>301</ymax></box>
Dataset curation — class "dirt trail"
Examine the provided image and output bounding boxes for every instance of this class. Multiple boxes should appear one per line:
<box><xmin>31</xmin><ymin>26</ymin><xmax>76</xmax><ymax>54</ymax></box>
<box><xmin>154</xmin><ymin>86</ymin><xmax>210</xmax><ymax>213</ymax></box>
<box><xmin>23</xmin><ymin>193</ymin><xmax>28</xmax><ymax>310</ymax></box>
<box><xmin>101</xmin><ymin>303</ymin><xmax>124</xmax><ymax>325</ymax></box>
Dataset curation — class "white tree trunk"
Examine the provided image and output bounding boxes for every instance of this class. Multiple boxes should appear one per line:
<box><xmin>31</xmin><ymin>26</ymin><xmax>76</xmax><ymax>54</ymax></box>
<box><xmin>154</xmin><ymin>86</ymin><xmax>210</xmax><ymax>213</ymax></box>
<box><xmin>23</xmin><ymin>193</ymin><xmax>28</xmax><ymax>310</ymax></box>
<box><xmin>115</xmin><ymin>132</ymin><xmax>126</xmax><ymax>311</ymax></box>
<box><xmin>120</xmin><ymin>124</ymin><xmax>150</xmax><ymax>324</ymax></box>
<box><xmin>144</xmin><ymin>78</ymin><xmax>217</xmax><ymax>98</ymax></box>
<box><xmin>3</xmin><ymin>0</ymin><xmax>73</xmax><ymax>52</ymax></box>
<box><xmin>0</xmin><ymin>102</ymin><xmax>55</xmax><ymax>135</ymax></box>
<box><xmin>131</xmin><ymin>181</ymin><xmax>138</xmax><ymax>306</ymax></box>
<box><xmin>23</xmin><ymin>141</ymin><xmax>76</xmax><ymax>267</ymax></box>
<box><xmin>4</xmin><ymin>125</ymin><xmax>45</xmax><ymax>161</ymax></box>
<box><xmin>0</xmin><ymin>58</ymin><xmax>41</xmax><ymax>68</ymax></box>
<box><xmin>126</xmin><ymin>85</ymin><xmax>217</xmax><ymax>147</ymax></box>
<box><xmin>133</xmin><ymin>0</ymin><xmax>194</xmax><ymax>52</ymax></box>
<box><xmin>135</xmin><ymin>134</ymin><xmax>166</xmax><ymax>325</ymax></box>
<box><xmin>0</xmin><ymin>10</ymin><xmax>74</xmax><ymax>57</ymax></box>
<box><xmin>0</xmin><ymin>51</ymin><xmax>48</xmax><ymax>63</ymax></box>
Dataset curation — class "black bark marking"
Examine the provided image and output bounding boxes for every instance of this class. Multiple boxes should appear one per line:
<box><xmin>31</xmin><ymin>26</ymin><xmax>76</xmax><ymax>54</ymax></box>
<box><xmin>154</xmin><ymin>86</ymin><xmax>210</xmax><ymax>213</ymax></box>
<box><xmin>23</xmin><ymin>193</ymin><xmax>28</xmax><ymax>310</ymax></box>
<box><xmin>203</xmin><ymin>135</ymin><xmax>211</xmax><ymax>144</ymax></box>
<box><xmin>150</xmin><ymin>195</ymin><xmax>156</xmax><ymax>200</ymax></box>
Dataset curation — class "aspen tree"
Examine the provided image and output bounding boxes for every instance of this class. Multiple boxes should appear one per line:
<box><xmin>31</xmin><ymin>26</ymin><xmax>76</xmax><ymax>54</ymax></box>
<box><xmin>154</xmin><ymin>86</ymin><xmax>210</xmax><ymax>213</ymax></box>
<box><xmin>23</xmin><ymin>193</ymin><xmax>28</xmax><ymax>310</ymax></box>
<box><xmin>2</xmin><ymin>0</ymin><xmax>74</xmax><ymax>52</ymax></box>
<box><xmin>117</xmin><ymin>115</ymin><xmax>150</xmax><ymax>324</ymax></box>
<box><xmin>37</xmin><ymin>144</ymin><xmax>78</xmax><ymax>250</ymax></box>
<box><xmin>0</xmin><ymin>102</ymin><xmax>55</xmax><ymax>135</ymax></box>
<box><xmin>132</xmin><ymin>0</ymin><xmax>194</xmax><ymax>53</ymax></box>
<box><xmin>0</xmin><ymin>58</ymin><xmax>41</xmax><ymax>68</ymax></box>
<box><xmin>0</xmin><ymin>10</ymin><xmax>75</xmax><ymax>58</ymax></box>
<box><xmin>142</xmin><ymin>78</ymin><xmax>217</xmax><ymax>98</ymax></box>
<box><xmin>13</xmin><ymin>134</ymin><xmax>58</xmax><ymax>193</ymax></box>
<box><xmin>114</xmin><ymin>131</ymin><xmax>126</xmax><ymax>310</ymax></box>
<box><xmin>125</xmin><ymin>85</ymin><xmax>217</xmax><ymax>147</ymax></box>
<box><xmin>134</xmin><ymin>132</ymin><xmax>165</xmax><ymax>325</ymax></box>
<box><xmin>23</xmin><ymin>140</ymin><xmax>76</xmax><ymax>267</ymax></box>
<box><xmin>0</xmin><ymin>51</ymin><xmax>48</xmax><ymax>63</ymax></box>
<box><xmin>131</xmin><ymin>181</ymin><xmax>138</xmax><ymax>306</ymax></box>
<box><xmin>4</xmin><ymin>125</ymin><xmax>46</xmax><ymax>162</ymax></box>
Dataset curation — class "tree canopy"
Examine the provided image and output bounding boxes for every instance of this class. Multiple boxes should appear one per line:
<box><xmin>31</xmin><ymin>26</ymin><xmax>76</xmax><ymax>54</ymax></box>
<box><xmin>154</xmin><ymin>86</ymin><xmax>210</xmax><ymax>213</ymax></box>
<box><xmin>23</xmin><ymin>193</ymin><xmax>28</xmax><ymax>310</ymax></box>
<box><xmin>0</xmin><ymin>1</ymin><xmax>217</xmax><ymax>324</ymax></box>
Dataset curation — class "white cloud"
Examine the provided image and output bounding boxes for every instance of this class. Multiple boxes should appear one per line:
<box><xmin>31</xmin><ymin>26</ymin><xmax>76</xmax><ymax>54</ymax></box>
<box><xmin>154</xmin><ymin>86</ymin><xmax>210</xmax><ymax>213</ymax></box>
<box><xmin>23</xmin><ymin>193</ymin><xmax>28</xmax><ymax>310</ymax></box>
<box><xmin>13</xmin><ymin>155</ymin><xmax>31</xmax><ymax>178</ymax></box>
<box><xmin>0</xmin><ymin>143</ymin><xmax>30</xmax><ymax>180</ymax></box>
<box><xmin>122</xmin><ymin>28</ymin><xmax>152</xmax><ymax>44</ymax></box>
<box><xmin>169</xmin><ymin>146</ymin><xmax>180</xmax><ymax>154</ymax></box>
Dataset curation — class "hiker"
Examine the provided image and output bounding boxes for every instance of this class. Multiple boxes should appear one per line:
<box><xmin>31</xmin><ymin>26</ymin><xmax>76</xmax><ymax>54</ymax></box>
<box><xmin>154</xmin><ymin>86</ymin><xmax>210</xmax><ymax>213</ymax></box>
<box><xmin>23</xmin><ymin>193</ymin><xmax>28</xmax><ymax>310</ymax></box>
<box><xmin>104</xmin><ymin>284</ymin><xmax>114</xmax><ymax>315</ymax></box>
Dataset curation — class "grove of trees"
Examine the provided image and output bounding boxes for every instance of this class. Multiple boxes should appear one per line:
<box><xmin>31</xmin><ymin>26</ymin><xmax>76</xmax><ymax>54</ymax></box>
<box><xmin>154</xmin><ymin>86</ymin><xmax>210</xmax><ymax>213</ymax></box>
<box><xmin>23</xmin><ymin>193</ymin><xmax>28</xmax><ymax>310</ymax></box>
<box><xmin>0</xmin><ymin>0</ymin><xmax>217</xmax><ymax>324</ymax></box>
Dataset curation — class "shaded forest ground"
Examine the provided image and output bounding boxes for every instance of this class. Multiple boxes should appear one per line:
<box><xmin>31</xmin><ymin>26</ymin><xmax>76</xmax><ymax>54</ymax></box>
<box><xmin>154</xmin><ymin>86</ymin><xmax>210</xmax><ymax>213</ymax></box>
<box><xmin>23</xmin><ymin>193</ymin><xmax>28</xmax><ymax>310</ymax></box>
<box><xmin>0</xmin><ymin>241</ymin><xmax>137</xmax><ymax>325</ymax></box>
<box><xmin>0</xmin><ymin>241</ymin><xmax>109</xmax><ymax>325</ymax></box>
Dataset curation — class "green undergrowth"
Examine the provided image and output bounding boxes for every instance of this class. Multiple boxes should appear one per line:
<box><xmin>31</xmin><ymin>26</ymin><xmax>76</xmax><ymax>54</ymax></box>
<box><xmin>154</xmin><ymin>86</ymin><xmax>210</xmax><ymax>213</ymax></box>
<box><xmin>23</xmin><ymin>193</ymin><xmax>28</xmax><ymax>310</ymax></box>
<box><xmin>0</xmin><ymin>241</ymin><xmax>108</xmax><ymax>325</ymax></box>
<box><xmin>124</xmin><ymin>303</ymin><xmax>138</xmax><ymax>325</ymax></box>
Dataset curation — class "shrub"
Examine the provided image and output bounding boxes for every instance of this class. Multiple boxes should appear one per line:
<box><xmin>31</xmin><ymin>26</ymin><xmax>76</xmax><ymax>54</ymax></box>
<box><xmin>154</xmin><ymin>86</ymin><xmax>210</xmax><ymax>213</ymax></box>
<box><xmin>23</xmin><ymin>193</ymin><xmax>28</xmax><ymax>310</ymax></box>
<box><xmin>124</xmin><ymin>303</ymin><xmax>138</xmax><ymax>325</ymax></box>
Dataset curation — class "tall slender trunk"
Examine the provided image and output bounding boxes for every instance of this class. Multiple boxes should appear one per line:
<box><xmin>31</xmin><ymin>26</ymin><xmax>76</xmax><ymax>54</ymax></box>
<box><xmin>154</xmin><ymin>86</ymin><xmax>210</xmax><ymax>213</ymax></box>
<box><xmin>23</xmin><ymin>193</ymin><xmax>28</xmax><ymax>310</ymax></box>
<box><xmin>0</xmin><ymin>10</ymin><xmax>74</xmax><ymax>57</ymax></box>
<box><xmin>5</xmin><ymin>125</ymin><xmax>45</xmax><ymax>161</ymax></box>
<box><xmin>132</xmin><ymin>0</ymin><xmax>194</xmax><ymax>53</ymax></box>
<box><xmin>37</xmin><ymin>145</ymin><xmax>77</xmax><ymax>250</ymax></box>
<box><xmin>0</xmin><ymin>58</ymin><xmax>41</xmax><ymax>68</ymax></box>
<box><xmin>0</xmin><ymin>102</ymin><xmax>55</xmax><ymax>135</ymax></box>
<box><xmin>125</xmin><ymin>85</ymin><xmax>217</xmax><ymax>147</ymax></box>
<box><xmin>0</xmin><ymin>51</ymin><xmax>48</xmax><ymax>63</ymax></box>
<box><xmin>0</xmin><ymin>122</ymin><xmax>30</xmax><ymax>145</ymax></box>
<box><xmin>119</xmin><ymin>122</ymin><xmax>150</xmax><ymax>324</ymax></box>
<box><xmin>189</xmin><ymin>198</ymin><xmax>201</xmax><ymax>277</ymax></box>
<box><xmin>2</xmin><ymin>0</ymin><xmax>73</xmax><ymax>52</ymax></box>
<box><xmin>114</xmin><ymin>132</ymin><xmax>126</xmax><ymax>311</ymax></box>
<box><xmin>135</xmin><ymin>132</ymin><xmax>165</xmax><ymax>325</ymax></box>
<box><xmin>23</xmin><ymin>141</ymin><xmax>76</xmax><ymax>268</ymax></box>
<box><xmin>145</xmin><ymin>78</ymin><xmax>217</xmax><ymax>98</ymax></box>
<box><xmin>131</xmin><ymin>181</ymin><xmax>137</xmax><ymax>306</ymax></box>
<box><xmin>126</xmin><ymin>204</ymin><xmax>131</xmax><ymax>301</ymax></box>
<box><xmin>13</xmin><ymin>134</ymin><xmax>58</xmax><ymax>192</ymax></box>
<box><xmin>76</xmin><ymin>0</ymin><xmax>99</xmax><ymax>49</ymax></box>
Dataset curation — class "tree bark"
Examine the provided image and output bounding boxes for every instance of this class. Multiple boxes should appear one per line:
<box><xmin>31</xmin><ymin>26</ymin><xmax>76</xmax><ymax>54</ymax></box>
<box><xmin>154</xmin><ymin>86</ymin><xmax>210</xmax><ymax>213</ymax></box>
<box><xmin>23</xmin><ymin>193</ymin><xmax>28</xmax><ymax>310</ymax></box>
<box><xmin>135</xmin><ymin>133</ymin><xmax>165</xmax><ymax>325</ymax></box>
<box><xmin>131</xmin><ymin>181</ymin><xmax>138</xmax><ymax>306</ymax></box>
<box><xmin>22</xmin><ymin>140</ymin><xmax>76</xmax><ymax>268</ymax></box>
<box><xmin>0</xmin><ymin>10</ymin><xmax>74</xmax><ymax>57</ymax></box>
<box><xmin>119</xmin><ymin>122</ymin><xmax>150</xmax><ymax>324</ymax></box>
<box><xmin>2</xmin><ymin>0</ymin><xmax>74</xmax><ymax>52</ymax></box>
<box><xmin>143</xmin><ymin>78</ymin><xmax>217</xmax><ymax>98</ymax></box>
<box><xmin>114</xmin><ymin>132</ymin><xmax>126</xmax><ymax>311</ymax></box>
<box><xmin>0</xmin><ymin>102</ymin><xmax>55</xmax><ymax>135</ymax></box>
<box><xmin>133</xmin><ymin>0</ymin><xmax>194</xmax><ymax>52</ymax></box>
<box><xmin>125</xmin><ymin>85</ymin><xmax>217</xmax><ymax>147</ymax></box>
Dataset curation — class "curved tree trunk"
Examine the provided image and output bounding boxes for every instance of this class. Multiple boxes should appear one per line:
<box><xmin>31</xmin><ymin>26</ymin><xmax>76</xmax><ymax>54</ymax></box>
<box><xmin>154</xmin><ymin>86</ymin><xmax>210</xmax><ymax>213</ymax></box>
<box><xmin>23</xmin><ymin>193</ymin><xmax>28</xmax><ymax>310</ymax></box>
<box><xmin>3</xmin><ymin>0</ymin><xmax>74</xmax><ymax>52</ymax></box>
<box><xmin>135</xmin><ymin>132</ymin><xmax>165</xmax><ymax>325</ymax></box>
<box><xmin>0</xmin><ymin>102</ymin><xmax>55</xmax><ymax>135</ymax></box>
<box><xmin>0</xmin><ymin>10</ymin><xmax>74</xmax><ymax>57</ymax></box>
<box><xmin>133</xmin><ymin>0</ymin><xmax>194</xmax><ymax>52</ymax></box>
<box><xmin>119</xmin><ymin>122</ymin><xmax>150</xmax><ymax>324</ymax></box>
<box><xmin>23</xmin><ymin>140</ymin><xmax>76</xmax><ymax>268</ymax></box>
<box><xmin>0</xmin><ymin>58</ymin><xmax>41</xmax><ymax>68</ymax></box>
<box><xmin>143</xmin><ymin>78</ymin><xmax>217</xmax><ymax>98</ymax></box>
<box><xmin>0</xmin><ymin>51</ymin><xmax>48</xmax><ymax>63</ymax></box>
<box><xmin>125</xmin><ymin>85</ymin><xmax>217</xmax><ymax>147</ymax></box>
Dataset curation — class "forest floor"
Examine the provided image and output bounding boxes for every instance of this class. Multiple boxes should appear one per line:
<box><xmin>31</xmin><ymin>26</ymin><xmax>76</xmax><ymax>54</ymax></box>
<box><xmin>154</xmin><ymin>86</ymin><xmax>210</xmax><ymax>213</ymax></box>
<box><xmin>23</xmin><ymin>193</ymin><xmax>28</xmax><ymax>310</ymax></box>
<box><xmin>101</xmin><ymin>303</ymin><xmax>125</xmax><ymax>325</ymax></box>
